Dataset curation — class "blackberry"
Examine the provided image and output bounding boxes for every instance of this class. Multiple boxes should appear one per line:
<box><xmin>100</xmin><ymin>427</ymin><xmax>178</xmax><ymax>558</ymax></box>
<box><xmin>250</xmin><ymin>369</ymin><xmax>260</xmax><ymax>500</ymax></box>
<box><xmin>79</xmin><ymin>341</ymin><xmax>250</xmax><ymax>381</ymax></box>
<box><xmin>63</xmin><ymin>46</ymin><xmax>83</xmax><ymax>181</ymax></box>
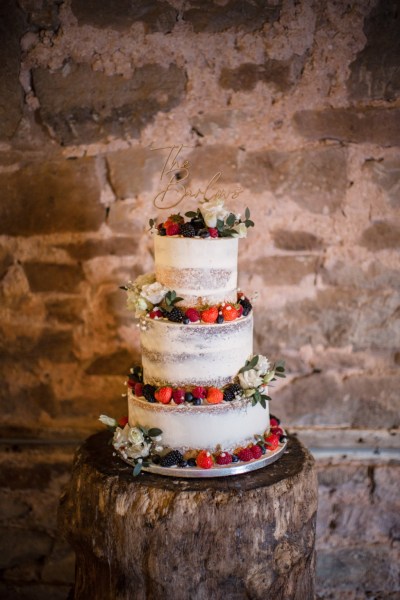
<box><xmin>223</xmin><ymin>383</ymin><xmax>242</xmax><ymax>402</ymax></box>
<box><xmin>190</xmin><ymin>217</ymin><xmax>204</xmax><ymax>232</ymax></box>
<box><xmin>239</xmin><ymin>297</ymin><xmax>252</xmax><ymax>316</ymax></box>
<box><xmin>143</xmin><ymin>384</ymin><xmax>156</xmax><ymax>403</ymax></box>
<box><xmin>180</xmin><ymin>223</ymin><xmax>196</xmax><ymax>238</ymax></box>
<box><xmin>167</xmin><ymin>307</ymin><xmax>184</xmax><ymax>323</ymax></box>
<box><xmin>160</xmin><ymin>450</ymin><xmax>184</xmax><ymax>467</ymax></box>
<box><xmin>158</xmin><ymin>227</ymin><xmax>167</xmax><ymax>236</ymax></box>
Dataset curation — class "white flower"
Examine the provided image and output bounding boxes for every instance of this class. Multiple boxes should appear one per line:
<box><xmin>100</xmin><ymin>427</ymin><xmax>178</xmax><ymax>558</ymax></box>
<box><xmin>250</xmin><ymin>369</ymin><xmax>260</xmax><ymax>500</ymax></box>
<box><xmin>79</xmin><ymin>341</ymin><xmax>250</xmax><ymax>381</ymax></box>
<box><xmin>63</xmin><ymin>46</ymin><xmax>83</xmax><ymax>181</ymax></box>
<box><xmin>140</xmin><ymin>281</ymin><xmax>169</xmax><ymax>305</ymax></box>
<box><xmin>99</xmin><ymin>415</ymin><xmax>117</xmax><ymax>428</ymax></box>
<box><xmin>113</xmin><ymin>425</ymin><xmax>129</xmax><ymax>449</ymax></box>
<box><xmin>126</xmin><ymin>290</ymin><xmax>149</xmax><ymax>317</ymax></box>
<box><xmin>125</xmin><ymin>439</ymin><xmax>150</xmax><ymax>460</ymax></box>
<box><xmin>254</xmin><ymin>355</ymin><xmax>270</xmax><ymax>375</ymax></box>
<box><xmin>238</xmin><ymin>369</ymin><xmax>263</xmax><ymax>389</ymax></box>
<box><xmin>200</xmin><ymin>198</ymin><xmax>229</xmax><ymax>228</ymax></box>
<box><xmin>232</xmin><ymin>222</ymin><xmax>247</xmax><ymax>238</ymax></box>
<box><xmin>128</xmin><ymin>427</ymin><xmax>145</xmax><ymax>446</ymax></box>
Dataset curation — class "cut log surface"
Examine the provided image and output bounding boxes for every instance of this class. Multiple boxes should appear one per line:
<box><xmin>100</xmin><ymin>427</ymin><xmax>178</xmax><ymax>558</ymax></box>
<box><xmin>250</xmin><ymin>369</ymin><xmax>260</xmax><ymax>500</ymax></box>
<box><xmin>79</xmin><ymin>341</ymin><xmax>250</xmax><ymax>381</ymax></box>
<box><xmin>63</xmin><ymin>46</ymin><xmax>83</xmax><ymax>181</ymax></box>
<box><xmin>59</xmin><ymin>431</ymin><xmax>318</xmax><ymax>600</ymax></box>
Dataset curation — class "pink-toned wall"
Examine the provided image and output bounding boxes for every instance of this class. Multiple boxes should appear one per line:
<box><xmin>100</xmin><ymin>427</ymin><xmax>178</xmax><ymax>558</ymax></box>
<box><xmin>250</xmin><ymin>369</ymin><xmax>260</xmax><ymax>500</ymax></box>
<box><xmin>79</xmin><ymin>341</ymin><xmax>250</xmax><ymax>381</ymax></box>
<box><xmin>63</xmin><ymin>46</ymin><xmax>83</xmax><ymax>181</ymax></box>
<box><xmin>1</xmin><ymin>1</ymin><xmax>399</xmax><ymax>598</ymax></box>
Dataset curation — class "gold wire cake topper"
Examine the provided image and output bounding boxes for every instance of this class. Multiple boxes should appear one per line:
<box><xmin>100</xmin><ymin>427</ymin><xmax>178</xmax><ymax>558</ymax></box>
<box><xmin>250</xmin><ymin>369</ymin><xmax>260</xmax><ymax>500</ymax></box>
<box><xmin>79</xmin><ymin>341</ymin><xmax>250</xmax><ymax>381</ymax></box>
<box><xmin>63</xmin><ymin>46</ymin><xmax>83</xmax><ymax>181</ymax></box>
<box><xmin>151</xmin><ymin>143</ymin><xmax>243</xmax><ymax>209</ymax></box>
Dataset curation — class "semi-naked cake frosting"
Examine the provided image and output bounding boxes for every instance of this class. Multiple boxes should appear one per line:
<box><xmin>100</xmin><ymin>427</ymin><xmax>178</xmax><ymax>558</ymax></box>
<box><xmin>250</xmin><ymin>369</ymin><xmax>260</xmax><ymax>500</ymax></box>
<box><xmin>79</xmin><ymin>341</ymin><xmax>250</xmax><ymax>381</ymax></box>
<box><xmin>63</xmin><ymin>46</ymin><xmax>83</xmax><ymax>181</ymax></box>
<box><xmin>101</xmin><ymin>200</ymin><xmax>286</xmax><ymax>473</ymax></box>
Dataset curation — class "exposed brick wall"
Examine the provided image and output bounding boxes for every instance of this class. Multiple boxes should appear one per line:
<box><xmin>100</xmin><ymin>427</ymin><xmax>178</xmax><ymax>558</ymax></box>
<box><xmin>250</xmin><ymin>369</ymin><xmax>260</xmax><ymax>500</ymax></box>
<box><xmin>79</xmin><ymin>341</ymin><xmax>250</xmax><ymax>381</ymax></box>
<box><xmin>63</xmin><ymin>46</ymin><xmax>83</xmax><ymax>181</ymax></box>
<box><xmin>0</xmin><ymin>0</ymin><xmax>399</xmax><ymax>597</ymax></box>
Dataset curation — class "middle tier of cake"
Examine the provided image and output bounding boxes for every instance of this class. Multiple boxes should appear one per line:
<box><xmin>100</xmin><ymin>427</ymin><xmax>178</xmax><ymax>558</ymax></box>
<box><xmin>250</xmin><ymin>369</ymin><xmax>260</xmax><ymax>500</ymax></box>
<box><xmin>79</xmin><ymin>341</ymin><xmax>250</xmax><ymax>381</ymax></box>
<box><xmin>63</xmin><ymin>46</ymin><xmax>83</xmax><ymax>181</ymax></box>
<box><xmin>141</xmin><ymin>313</ymin><xmax>253</xmax><ymax>387</ymax></box>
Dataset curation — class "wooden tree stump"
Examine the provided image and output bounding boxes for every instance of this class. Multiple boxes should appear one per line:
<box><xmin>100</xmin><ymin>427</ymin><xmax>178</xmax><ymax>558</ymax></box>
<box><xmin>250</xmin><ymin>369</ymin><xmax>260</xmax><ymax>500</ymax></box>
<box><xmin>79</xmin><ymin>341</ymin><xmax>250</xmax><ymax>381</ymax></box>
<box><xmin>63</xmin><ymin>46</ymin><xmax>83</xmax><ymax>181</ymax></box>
<box><xmin>59</xmin><ymin>431</ymin><xmax>317</xmax><ymax>600</ymax></box>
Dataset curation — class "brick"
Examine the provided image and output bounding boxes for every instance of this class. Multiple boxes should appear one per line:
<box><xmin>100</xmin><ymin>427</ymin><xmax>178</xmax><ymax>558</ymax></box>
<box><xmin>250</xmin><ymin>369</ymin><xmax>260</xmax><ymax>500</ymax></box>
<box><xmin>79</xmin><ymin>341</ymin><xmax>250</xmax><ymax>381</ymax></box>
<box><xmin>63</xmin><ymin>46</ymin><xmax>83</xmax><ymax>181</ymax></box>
<box><xmin>183</xmin><ymin>0</ymin><xmax>281</xmax><ymax>33</ymax></box>
<box><xmin>321</xmin><ymin>257</ymin><xmax>400</xmax><ymax>290</ymax></box>
<box><xmin>59</xmin><ymin>237</ymin><xmax>139</xmax><ymax>260</ymax></box>
<box><xmin>0</xmin><ymin>492</ymin><xmax>30</xmax><ymax>521</ymax></box>
<box><xmin>359</xmin><ymin>221</ymin><xmax>400</xmax><ymax>251</ymax></box>
<box><xmin>23</xmin><ymin>262</ymin><xmax>84</xmax><ymax>293</ymax></box>
<box><xmin>240</xmin><ymin>146</ymin><xmax>347</xmax><ymax>213</ymax></box>
<box><xmin>33</xmin><ymin>330</ymin><xmax>76</xmax><ymax>363</ymax></box>
<box><xmin>45</xmin><ymin>297</ymin><xmax>85</xmax><ymax>324</ymax></box>
<box><xmin>71</xmin><ymin>0</ymin><xmax>177</xmax><ymax>32</ymax></box>
<box><xmin>246</xmin><ymin>255</ymin><xmax>317</xmax><ymax>285</ymax></box>
<box><xmin>0</xmin><ymin>527</ymin><xmax>52</xmax><ymax>569</ymax></box>
<box><xmin>0</xmin><ymin>158</ymin><xmax>104</xmax><ymax>236</ymax></box>
<box><xmin>347</xmin><ymin>1</ymin><xmax>400</xmax><ymax>102</ymax></box>
<box><xmin>0</xmin><ymin>0</ymin><xmax>26</xmax><ymax>140</ymax></box>
<box><xmin>0</xmin><ymin>462</ymin><xmax>66</xmax><ymax>490</ymax></box>
<box><xmin>1</xmin><ymin>383</ymin><xmax>58</xmax><ymax>420</ymax></box>
<box><xmin>271</xmin><ymin>229</ymin><xmax>323</xmax><ymax>252</ymax></box>
<box><xmin>41</xmin><ymin>540</ymin><xmax>75</xmax><ymax>584</ymax></box>
<box><xmin>32</xmin><ymin>63</ymin><xmax>187</xmax><ymax>145</ymax></box>
<box><xmin>85</xmin><ymin>348</ymin><xmax>133</xmax><ymax>375</ymax></box>
<box><xmin>219</xmin><ymin>56</ymin><xmax>304</xmax><ymax>93</ymax></box>
<box><xmin>107</xmin><ymin>147</ymin><xmax>164</xmax><ymax>199</ymax></box>
<box><xmin>0</xmin><ymin>245</ymin><xmax>13</xmax><ymax>279</ymax></box>
<box><xmin>363</xmin><ymin>157</ymin><xmax>400</xmax><ymax>207</ymax></box>
<box><xmin>186</xmin><ymin>145</ymin><xmax>238</xmax><ymax>183</ymax></box>
<box><xmin>190</xmin><ymin>111</ymin><xmax>233</xmax><ymax>137</ymax></box>
<box><xmin>0</xmin><ymin>583</ymin><xmax>72</xmax><ymax>600</ymax></box>
<box><xmin>293</xmin><ymin>108</ymin><xmax>400</xmax><ymax>147</ymax></box>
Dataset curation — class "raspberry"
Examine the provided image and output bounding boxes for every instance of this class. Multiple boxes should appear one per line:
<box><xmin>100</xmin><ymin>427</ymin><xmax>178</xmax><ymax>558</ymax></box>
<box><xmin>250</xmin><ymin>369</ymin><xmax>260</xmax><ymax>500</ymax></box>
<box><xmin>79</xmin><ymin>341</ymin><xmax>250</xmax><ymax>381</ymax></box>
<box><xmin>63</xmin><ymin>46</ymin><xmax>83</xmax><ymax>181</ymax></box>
<box><xmin>196</xmin><ymin>450</ymin><xmax>214</xmax><ymax>469</ymax></box>
<box><xmin>237</xmin><ymin>447</ymin><xmax>254</xmax><ymax>462</ymax></box>
<box><xmin>172</xmin><ymin>388</ymin><xmax>185</xmax><ymax>404</ymax></box>
<box><xmin>250</xmin><ymin>445</ymin><xmax>263</xmax><ymax>459</ymax></box>
<box><xmin>215</xmin><ymin>452</ymin><xmax>232</xmax><ymax>465</ymax></box>
<box><xmin>118</xmin><ymin>416</ymin><xmax>128</xmax><ymax>427</ymax></box>
<box><xmin>271</xmin><ymin>426</ymin><xmax>284</xmax><ymax>438</ymax></box>
<box><xmin>134</xmin><ymin>383</ymin><xmax>143</xmax><ymax>397</ymax></box>
<box><xmin>206</xmin><ymin>387</ymin><xmax>223</xmax><ymax>404</ymax></box>
<box><xmin>155</xmin><ymin>386</ymin><xmax>173</xmax><ymax>404</ymax></box>
<box><xmin>127</xmin><ymin>378</ymin><xmax>136</xmax><ymax>389</ymax></box>
<box><xmin>201</xmin><ymin>306</ymin><xmax>219</xmax><ymax>323</ymax></box>
<box><xmin>222</xmin><ymin>303</ymin><xmax>240</xmax><ymax>321</ymax></box>
<box><xmin>208</xmin><ymin>227</ymin><xmax>219</xmax><ymax>238</ymax></box>
<box><xmin>166</xmin><ymin>223</ymin><xmax>180</xmax><ymax>236</ymax></box>
<box><xmin>185</xmin><ymin>308</ymin><xmax>200</xmax><ymax>322</ymax></box>
<box><xmin>192</xmin><ymin>386</ymin><xmax>206</xmax><ymax>399</ymax></box>
<box><xmin>149</xmin><ymin>309</ymin><xmax>164</xmax><ymax>319</ymax></box>
<box><xmin>264</xmin><ymin>433</ymin><xmax>280</xmax><ymax>451</ymax></box>
<box><xmin>270</xmin><ymin>416</ymin><xmax>280</xmax><ymax>427</ymax></box>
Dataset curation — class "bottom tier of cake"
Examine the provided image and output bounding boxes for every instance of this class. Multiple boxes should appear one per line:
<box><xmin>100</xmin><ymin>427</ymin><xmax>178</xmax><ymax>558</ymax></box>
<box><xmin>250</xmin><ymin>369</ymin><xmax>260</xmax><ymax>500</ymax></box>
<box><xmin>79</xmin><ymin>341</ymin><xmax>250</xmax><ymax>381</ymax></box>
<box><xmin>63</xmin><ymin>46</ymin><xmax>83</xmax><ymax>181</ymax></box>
<box><xmin>128</xmin><ymin>390</ymin><xmax>270</xmax><ymax>453</ymax></box>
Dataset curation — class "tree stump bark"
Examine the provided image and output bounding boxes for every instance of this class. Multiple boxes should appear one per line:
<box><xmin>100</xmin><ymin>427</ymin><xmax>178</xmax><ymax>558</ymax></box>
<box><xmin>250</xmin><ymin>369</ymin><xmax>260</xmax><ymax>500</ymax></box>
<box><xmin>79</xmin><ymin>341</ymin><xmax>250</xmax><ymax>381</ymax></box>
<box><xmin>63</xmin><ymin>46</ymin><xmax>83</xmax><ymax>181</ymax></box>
<box><xmin>59</xmin><ymin>431</ymin><xmax>317</xmax><ymax>600</ymax></box>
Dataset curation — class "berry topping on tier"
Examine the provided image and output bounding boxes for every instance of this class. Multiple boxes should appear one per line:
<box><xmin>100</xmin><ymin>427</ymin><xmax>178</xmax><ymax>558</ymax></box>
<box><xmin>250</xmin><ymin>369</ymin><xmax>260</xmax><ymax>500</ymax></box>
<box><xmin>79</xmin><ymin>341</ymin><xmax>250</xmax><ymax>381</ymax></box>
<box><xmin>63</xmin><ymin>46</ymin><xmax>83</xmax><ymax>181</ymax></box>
<box><xmin>180</xmin><ymin>223</ymin><xmax>196</xmax><ymax>238</ymax></box>
<box><xmin>155</xmin><ymin>386</ymin><xmax>173</xmax><ymax>404</ymax></box>
<box><xmin>134</xmin><ymin>383</ymin><xmax>143</xmax><ymax>397</ymax></box>
<box><xmin>185</xmin><ymin>308</ymin><xmax>200</xmax><ymax>322</ymax></box>
<box><xmin>196</xmin><ymin>450</ymin><xmax>214</xmax><ymax>469</ymax></box>
<box><xmin>142</xmin><ymin>384</ymin><xmax>156</xmax><ymax>403</ymax></box>
<box><xmin>264</xmin><ymin>433</ymin><xmax>280</xmax><ymax>451</ymax></box>
<box><xmin>192</xmin><ymin>386</ymin><xmax>207</xmax><ymax>400</ymax></box>
<box><xmin>222</xmin><ymin>303</ymin><xmax>241</xmax><ymax>321</ymax></box>
<box><xmin>166</xmin><ymin>223</ymin><xmax>180</xmax><ymax>236</ymax></box>
<box><xmin>237</xmin><ymin>447</ymin><xmax>254</xmax><ymax>462</ymax></box>
<box><xmin>223</xmin><ymin>383</ymin><xmax>242</xmax><ymax>402</ymax></box>
<box><xmin>172</xmin><ymin>388</ymin><xmax>185</xmax><ymax>404</ymax></box>
<box><xmin>206</xmin><ymin>387</ymin><xmax>224</xmax><ymax>404</ymax></box>
<box><xmin>160</xmin><ymin>450</ymin><xmax>184</xmax><ymax>467</ymax></box>
<box><xmin>250</xmin><ymin>444</ymin><xmax>263</xmax><ymax>459</ymax></box>
<box><xmin>201</xmin><ymin>306</ymin><xmax>219</xmax><ymax>323</ymax></box>
<box><xmin>167</xmin><ymin>306</ymin><xmax>185</xmax><ymax>322</ymax></box>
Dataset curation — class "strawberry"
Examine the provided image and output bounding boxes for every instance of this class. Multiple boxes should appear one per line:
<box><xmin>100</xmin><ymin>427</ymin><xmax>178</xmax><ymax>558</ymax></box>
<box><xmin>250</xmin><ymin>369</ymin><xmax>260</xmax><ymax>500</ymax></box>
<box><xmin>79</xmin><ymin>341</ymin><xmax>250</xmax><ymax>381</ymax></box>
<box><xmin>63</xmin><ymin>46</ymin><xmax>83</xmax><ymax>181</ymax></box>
<box><xmin>264</xmin><ymin>433</ymin><xmax>280</xmax><ymax>451</ymax></box>
<box><xmin>250</xmin><ymin>444</ymin><xmax>263</xmax><ymax>459</ymax></box>
<box><xmin>206</xmin><ymin>387</ymin><xmax>223</xmax><ymax>404</ymax></box>
<box><xmin>201</xmin><ymin>306</ymin><xmax>218</xmax><ymax>323</ymax></box>
<box><xmin>215</xmin><ymin>452</ymin><xmax>232</xmax><ymax>465</ymax></box>
<box><xmin>166</xmin><ymin>223</ymin><xmax>180</xmax><ymax>236</ymax></box>
<box><xmin>237</xmin><ymin>304</ymin><xmax>243</xmax><ymax>317</ymax></box>
<box><xmin>164</xmin><ymin>214</ymin><xmax>184</xmax><ymax>229</ymax></box>
<box><xmin>172</xmin><ymin>388</ymin><xmax>185</xmax><ymax>404</ymax></box>
<box><xmin>185</xmin><ymin>308</ymin><xmax>200</xmax><ymax>322</ymax></box>
<box><xmin>134</xmin><ymin>383</ymin><xmax>144</xmax><ymax>397</ymax></box>
<box><xmin>222</xmin><ymin>303</ymin><xmax>240</xmax><ymax>321</ymax></box>
<box><xmin>192</xmin><ymin>386</ymin><xmax>207</xmax><ymax>399</ymax></box>
<box><xmin>237</xmin><ymin>447</ymin><xmax>254</xmax><ymax>462</ymax></box>
<box><xmin>271</xmin><ymin>426</ymin><xmax>284</xmax><ymax>438</ymax></box>
<box><xmin>196</xmin><ymin>450</ymin><xmax>214</xmax><ymax>469</ymax></box>
<box><xmin>155</xmin><ymin>386</ymin><xmax>173</xmax><ymax>404</ymax></box>
<box><xmin>208</xmin><ymin>227</ymin><xmax>219</xmax><ymax>238</ymax></box>
<box><xmin>118</xmin><ymin>416</ymin><xmax>128</xmax><ymax>427</ymax></box>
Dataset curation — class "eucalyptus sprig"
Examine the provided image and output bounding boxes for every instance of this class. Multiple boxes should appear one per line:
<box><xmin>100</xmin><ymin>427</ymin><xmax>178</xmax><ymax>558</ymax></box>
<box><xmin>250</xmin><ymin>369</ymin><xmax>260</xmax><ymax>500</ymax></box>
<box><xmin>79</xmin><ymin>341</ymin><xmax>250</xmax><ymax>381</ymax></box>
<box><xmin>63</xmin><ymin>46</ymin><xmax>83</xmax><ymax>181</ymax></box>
<box><xmin>163</xmin><ymin>290</ymin><xmax>184</xmax><ymax>313</ymax></box>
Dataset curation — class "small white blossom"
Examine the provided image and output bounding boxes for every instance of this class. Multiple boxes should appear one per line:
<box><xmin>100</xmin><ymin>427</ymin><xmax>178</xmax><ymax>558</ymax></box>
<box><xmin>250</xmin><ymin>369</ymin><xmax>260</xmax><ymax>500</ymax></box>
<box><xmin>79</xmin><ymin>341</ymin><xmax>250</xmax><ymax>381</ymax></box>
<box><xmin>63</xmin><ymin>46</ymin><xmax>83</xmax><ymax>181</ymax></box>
<box><xmin>128</xmin><ymin>427</ymin><xmax>145</xmax><ymax>446</ymax></box>
<box><xmin>140</xmin><ymin>281</ymin><xmax>169</xmax><ymax>305</ymax></box>
<box><xmin>254</xmin><ymin>355</ymin><xmax>270</xmax><ymax>375</ymax></box>
<box><xmin>99</xmin><ymin>415</ymin><xmax>117</xmax><ymax>428</ymax></box>
<box><xmin>231</xmin><ymin>222</ymin><xmax>247</xmax><ymax>238</ymax></box>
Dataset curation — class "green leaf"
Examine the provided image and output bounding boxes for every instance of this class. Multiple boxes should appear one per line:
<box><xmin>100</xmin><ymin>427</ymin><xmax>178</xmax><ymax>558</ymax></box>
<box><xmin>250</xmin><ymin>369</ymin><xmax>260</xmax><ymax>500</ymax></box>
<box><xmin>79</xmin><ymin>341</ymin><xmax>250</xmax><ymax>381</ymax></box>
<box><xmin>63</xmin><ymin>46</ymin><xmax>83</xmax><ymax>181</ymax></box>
<box><xmin>226</xmin><ymin>213</ymin><xmax>236</xmax><ymax>227</ymax></box>
<box><xmin>245</xmin><ymin>219</ymin><xmax>255</xmax><ymax>228</ymax></box>
<box><xmin>274</xmin><ymin>372</ymin><xmax>286</xmax><ymax>378</ymax></box>
<box><xmin>149</xmin><ymin>218</ymin><xmax>154</xmax><ymax>228</ymax></box>
<box><xmin>148</xmin><ymin>428</ymin><xmax>162</xmax><ymax>438</ymax></box>
<box><xmin>185</xmin><ymin>211</ymin><xmax>197</xmax><ymax>218</ymax></box>
<box><xmin>216</xmin><ymin>218</ymin><xmax>225</xmax><ymax>231</ymax></box>
<box><xmin>245</xmin><ymin>207</ymin><xmax>250</xmax><ymax>220</ymax></box>
<box><xmin>260</xmin><ymin>397</ymin><xmax>266</xmax><ymax>409</ymax></box>
<box><xmin>251</xmin><ymin>397</ymin><xmax>257</xmax><ymax>406</ymax></box>
<box><xmin>133</xmin><ymin>462</ymin><xmax>142</xmax><ymax>477</ymax></box>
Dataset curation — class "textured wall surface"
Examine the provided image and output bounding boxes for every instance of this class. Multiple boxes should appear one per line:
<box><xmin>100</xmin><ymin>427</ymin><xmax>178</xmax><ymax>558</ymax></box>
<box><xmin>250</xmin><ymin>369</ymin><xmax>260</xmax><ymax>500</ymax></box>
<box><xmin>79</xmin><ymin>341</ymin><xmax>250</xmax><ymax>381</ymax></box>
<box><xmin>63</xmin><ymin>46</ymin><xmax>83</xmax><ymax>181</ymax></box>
<box><xmin>0</xmin><ymin>0</ymin><xmax>399</xmax><ymax>598</ymax></box>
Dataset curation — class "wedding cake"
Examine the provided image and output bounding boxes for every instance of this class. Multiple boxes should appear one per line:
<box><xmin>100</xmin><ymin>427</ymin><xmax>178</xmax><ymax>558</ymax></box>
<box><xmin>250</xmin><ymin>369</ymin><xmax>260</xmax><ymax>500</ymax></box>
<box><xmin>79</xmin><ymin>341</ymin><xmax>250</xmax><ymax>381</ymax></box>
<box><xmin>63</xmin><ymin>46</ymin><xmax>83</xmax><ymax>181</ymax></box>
<box><xmin>100</xmin><ymin>200</ymin><xmax>286</xmax><ymax>475</ymax></box>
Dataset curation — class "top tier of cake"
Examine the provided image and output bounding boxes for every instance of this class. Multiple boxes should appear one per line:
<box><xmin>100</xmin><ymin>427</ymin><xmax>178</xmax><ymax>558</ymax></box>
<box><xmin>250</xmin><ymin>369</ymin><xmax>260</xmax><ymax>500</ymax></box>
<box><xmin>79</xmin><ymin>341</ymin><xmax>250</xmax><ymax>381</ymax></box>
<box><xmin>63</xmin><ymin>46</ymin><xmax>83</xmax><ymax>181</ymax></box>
<box><xmin>154</xmin><ymin>236</ymin><xmax>238</xmax><ymax>308</ymax></box>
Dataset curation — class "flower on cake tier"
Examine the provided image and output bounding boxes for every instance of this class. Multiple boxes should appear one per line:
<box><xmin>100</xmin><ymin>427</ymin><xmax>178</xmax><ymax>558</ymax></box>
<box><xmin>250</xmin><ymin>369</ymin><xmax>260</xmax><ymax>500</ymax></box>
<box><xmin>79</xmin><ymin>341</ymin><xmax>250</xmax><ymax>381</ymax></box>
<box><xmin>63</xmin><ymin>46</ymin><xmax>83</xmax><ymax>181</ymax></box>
<box><xmin>200</xmin><ymin>197</ymin><xmax>229</xmax><ymax>228</ymax></box>
<box><xmin>238</xmin><ymin>369</ymin><xmax>263</xmax><ymax>390</ymax></box>
<box><xmin>253</xmin><ymin>355</ymin><xmax>271</xmax><ymax>376</ymax></box>
<box><xmin>113</xmin><ymin>424</ymin><xmax>151</xmax><ymax>460</ymax></box>
<box><xmin>140</xmin><ymin>281</ymin><xmax>169</xmax><ymax>305</ymax></box>
<box><xmin>231</xmin><ymin>222</ymin><xmax>248</xmax><ymax>238</ymax></box>
<box><xmin>99</xmin><ymin>414</ymin><xmax>118</xmax><ymax>428</ymax></box>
